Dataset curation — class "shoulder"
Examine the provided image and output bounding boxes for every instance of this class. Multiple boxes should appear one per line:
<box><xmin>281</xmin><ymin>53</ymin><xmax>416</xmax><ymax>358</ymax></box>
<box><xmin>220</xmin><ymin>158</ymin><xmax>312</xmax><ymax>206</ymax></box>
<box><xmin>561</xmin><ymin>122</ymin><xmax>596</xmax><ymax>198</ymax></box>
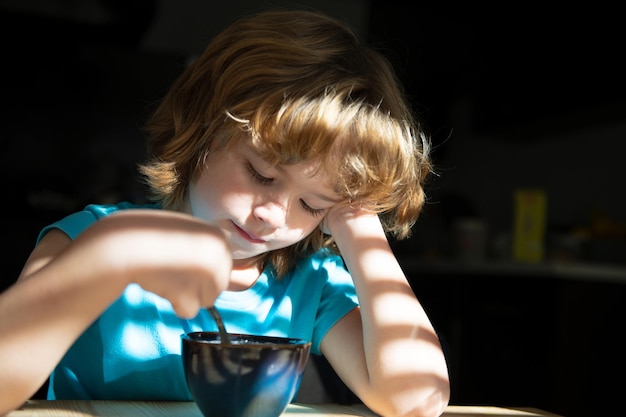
<box><xmin>298</xmin><ymin>247</ymin><xmax>347</xmax><ymax>274</ymax></box>
<box><xmin>37</xmin><ymin>202</ymin><xmax>160</xmax><ymax>242</ymax></box>
<box><xmin>288</xmin><ymin>248</ymin><xmax>354</xmax><ymax>290</ymax></box>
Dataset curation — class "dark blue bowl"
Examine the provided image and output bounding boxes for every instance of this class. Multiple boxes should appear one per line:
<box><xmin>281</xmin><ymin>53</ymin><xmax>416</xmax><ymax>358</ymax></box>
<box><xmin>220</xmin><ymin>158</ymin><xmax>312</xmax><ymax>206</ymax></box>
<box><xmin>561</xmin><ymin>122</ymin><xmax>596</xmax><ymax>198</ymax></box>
<box><xmin>182</xmin><ymin>332</ymin><xmax>311</xmax><ymax>417</ymax></box>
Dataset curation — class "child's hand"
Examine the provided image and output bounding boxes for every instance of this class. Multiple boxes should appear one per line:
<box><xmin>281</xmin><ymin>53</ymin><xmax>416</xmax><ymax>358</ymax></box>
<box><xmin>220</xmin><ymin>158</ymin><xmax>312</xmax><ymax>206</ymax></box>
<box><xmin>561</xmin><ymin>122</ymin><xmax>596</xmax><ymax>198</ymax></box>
<box><xmin>78</xmin><ymin>209</ymin><xmax>232</xmax><ymax>318</ymax></box>
<box><xmin>321</xmin><ymin>203</ymin><xmax>379</xmax><ymax>238</ymax></box>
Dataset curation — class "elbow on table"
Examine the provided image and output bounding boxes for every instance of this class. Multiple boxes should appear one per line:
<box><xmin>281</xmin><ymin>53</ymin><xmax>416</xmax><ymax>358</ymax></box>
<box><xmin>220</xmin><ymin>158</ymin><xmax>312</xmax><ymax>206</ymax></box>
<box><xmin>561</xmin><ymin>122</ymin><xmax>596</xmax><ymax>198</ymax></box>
<box><xmin>0</xmin><ymin>396</ymin><xmax>25</xmax><ymax>417</ymax></box>
<box><xmin>366</xmin><ymin>379</ymin><xmax>451</xmax><ymax>417</ymax></box>
<box><xmin>0</xmin><ymin>382</ymin><xmax>43</xmax><ymax>417</ymax></box>
<box><xmin>409</xmin><ymin>388</ymin><xmax>450</xmax><ymax>417</ymax></box>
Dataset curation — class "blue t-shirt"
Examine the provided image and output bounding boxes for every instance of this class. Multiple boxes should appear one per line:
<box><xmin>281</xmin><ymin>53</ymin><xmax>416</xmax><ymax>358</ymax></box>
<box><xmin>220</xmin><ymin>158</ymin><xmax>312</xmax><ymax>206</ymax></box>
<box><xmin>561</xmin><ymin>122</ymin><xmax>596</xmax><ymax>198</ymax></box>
<box><xmin>38</xmin><ymin>203</ymin><xmax>359</xmax><ymax>400</ymax></box>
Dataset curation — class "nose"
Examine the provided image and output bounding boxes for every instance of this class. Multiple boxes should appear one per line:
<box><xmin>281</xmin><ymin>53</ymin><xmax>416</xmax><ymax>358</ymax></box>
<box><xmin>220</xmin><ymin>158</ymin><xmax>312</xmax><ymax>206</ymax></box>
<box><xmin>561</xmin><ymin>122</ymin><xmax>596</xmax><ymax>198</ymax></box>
<box><xmin>253</xmin><ymin>202</ymin><xmax>287</xmax><ymax>229</ymax></box>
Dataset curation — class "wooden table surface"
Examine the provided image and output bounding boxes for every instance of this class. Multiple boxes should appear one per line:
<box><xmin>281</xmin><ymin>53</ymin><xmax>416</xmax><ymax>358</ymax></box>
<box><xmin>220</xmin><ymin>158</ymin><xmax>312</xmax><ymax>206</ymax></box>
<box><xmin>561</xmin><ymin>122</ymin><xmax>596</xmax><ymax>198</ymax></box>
<box><xmin>6</xmin><ymin>400</ymin><xmax>564</xmax><ymax>417</ymax></box>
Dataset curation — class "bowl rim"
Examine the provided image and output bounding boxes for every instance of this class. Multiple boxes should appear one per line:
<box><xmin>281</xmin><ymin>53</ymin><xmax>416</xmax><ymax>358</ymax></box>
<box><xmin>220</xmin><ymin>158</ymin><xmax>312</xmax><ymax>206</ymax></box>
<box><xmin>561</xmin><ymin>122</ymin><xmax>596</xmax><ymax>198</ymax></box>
<box><xmin>181</xmin><ymin>331</ymin><xmax>312</xmax><ymax>348</ymax></box>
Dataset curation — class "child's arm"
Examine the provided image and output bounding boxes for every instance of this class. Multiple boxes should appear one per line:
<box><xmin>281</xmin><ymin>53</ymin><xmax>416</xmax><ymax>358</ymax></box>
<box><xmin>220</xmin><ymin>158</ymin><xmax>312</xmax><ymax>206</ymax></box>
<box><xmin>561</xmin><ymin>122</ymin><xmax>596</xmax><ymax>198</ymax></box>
<box><xmin>320</xmin><ymin>209</ymin><xmax>450</xmax><ymax>417</ymax></box>
<box><xmin>0</xmin><ymin>210</ymin><xmax>231</xmax><ymax>415</ymax></box>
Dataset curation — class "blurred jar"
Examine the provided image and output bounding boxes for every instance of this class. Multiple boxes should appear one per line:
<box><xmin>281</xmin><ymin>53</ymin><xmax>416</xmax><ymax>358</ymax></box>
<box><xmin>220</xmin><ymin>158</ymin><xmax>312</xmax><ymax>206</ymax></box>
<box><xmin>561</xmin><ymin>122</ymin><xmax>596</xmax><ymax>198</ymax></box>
<box><xmin>453</xmin><ymin>218</ymin><xmax>487</xmax><ymax>262</ymax></box>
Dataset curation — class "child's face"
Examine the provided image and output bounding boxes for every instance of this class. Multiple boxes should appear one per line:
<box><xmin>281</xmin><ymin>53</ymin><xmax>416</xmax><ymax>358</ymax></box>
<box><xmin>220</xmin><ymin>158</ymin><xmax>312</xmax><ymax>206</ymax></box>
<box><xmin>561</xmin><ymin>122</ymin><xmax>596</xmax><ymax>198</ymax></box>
<box><xmin>187</xmin><ymin>139</ymin><xmax>342</xmax><ymax>260</ymax></box>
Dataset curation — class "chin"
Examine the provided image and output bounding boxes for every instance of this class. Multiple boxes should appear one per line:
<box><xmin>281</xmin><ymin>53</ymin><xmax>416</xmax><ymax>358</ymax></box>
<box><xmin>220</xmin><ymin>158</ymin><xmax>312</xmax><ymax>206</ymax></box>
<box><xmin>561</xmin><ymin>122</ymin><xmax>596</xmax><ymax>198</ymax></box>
<box><xmin>231</xmin><ymin>249</ymin><xmax>266</xmax><ymax>260</ymax></box>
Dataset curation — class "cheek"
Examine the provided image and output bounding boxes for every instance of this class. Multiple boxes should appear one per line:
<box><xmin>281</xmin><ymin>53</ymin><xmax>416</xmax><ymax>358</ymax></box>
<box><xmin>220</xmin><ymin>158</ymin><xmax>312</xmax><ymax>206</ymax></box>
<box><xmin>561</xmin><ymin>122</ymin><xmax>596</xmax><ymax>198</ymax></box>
<box><xmin>284</xmin><ymin>215</ymin><xmax>322</xmax><ymax>241</ymax></box>
<box><xmin>189</xmin><ymin>167</ymin><xmax>251</xmax><ymax>219</ymax></box>
<box><xmin>188</xmin><ymin>177</ymin><xmax>218</xmax><ymax>219</ymax></box>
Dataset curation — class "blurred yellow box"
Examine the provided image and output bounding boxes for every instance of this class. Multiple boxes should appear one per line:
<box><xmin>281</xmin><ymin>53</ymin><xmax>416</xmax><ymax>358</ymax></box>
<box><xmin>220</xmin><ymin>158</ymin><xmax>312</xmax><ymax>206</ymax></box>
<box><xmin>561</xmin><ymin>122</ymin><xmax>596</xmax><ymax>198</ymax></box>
<box><xmin>513</xmin><ymin>189</ymin><xmax>547</xmax><ymax>262</ymax></box>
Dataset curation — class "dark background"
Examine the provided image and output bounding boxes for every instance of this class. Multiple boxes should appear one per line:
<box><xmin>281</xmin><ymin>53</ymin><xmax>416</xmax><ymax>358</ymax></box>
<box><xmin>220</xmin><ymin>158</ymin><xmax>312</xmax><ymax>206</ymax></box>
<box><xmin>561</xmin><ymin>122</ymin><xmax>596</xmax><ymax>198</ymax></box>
<box><xmin>2</xmin><ymin>1</ymin><xmax>625</xmax><ymax>416</ymax></box>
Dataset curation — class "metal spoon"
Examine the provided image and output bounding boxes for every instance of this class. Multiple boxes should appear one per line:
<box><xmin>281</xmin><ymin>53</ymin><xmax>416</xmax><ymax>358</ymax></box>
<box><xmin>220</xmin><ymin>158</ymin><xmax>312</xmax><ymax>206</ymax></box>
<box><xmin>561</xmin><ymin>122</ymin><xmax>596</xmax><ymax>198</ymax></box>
<box><xmin>207</xmin><ymin>306</ymin><xmax>231</xmax><ymax>344</ymax></box>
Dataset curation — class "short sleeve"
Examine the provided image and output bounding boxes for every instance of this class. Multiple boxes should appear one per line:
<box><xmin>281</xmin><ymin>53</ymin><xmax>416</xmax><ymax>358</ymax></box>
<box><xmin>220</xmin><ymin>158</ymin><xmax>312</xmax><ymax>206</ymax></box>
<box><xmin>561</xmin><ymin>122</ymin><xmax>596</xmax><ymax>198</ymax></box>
<box><xmin>308</xmin><ymin>252</ymin><xmax>359</xmax><ymax>354</ymax></box>
<box><xmin>37</xmin><ymin>202</ymin><xmax>157</xmax><ymax>243</ymax></box>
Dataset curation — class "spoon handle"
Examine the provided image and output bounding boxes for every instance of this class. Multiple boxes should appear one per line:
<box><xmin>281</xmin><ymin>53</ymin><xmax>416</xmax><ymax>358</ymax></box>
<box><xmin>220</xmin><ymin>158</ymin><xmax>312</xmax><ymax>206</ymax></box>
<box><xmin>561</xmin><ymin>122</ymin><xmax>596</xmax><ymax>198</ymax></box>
<box><xmin>207</xmin><ymin>306</ymin><xmax>231</xmax><ymax>344</ymax></box>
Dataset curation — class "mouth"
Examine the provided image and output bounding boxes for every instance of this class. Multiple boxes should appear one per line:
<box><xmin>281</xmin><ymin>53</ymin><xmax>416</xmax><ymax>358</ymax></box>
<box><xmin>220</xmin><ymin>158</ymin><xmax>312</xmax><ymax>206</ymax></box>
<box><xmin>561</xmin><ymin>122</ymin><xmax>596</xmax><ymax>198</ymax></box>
<box><xmin>232</xmin><ymin>221</ymin><xmax>266</xmax><ymax>244</ymax></box>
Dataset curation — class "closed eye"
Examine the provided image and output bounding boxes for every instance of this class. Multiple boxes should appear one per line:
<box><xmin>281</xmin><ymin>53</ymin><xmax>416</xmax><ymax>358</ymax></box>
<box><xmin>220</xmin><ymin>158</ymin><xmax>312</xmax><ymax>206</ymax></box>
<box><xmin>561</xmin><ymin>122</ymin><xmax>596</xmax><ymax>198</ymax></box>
<box><xmin>245</xmin><ymin>162</ymin><xmax>273</xmax><ymax>185</ymax></box>
<box><xmin>246</xmin><ymin>160</ymin><xmax>326</xmax><ymax>217</ymax></box>
<box><xmin>300</xmin><ymin>200</ymin><xmax>325</xmax><ymax>217</ymax></box>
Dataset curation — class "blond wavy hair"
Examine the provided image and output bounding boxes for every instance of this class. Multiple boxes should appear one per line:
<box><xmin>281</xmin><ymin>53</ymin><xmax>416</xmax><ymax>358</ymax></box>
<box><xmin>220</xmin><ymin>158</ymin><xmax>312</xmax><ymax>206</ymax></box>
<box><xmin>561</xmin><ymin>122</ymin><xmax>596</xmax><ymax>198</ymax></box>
<box><xmin>139</xmin><ymin>9</ymin><xmax>432</xmax><ymax>278</ymax></box>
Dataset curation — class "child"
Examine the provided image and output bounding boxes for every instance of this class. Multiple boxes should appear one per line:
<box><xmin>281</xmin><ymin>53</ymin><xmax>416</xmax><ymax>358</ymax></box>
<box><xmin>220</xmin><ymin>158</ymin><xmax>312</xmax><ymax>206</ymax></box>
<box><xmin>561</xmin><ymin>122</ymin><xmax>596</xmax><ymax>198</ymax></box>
<box><xmin>0</xmin><ymin>9</ymin><xmax>450</xmax><ymax>417</ymax></box>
